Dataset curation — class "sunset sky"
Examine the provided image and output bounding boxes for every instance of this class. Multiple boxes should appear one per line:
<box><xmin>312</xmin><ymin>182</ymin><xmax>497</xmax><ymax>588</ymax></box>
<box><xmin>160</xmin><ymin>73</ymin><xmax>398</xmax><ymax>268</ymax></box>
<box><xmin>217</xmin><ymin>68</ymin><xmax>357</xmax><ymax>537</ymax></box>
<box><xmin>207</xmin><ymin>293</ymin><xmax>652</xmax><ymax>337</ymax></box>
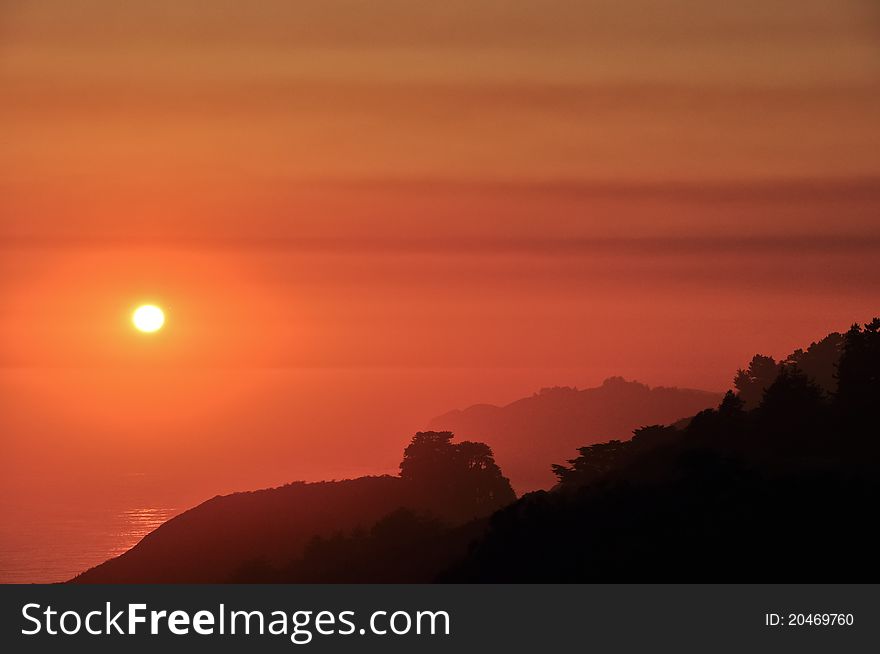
<box><xmin>1</xmin><ymin>2</ymin><xmax>879</xmax><ymax>572</ymax></box>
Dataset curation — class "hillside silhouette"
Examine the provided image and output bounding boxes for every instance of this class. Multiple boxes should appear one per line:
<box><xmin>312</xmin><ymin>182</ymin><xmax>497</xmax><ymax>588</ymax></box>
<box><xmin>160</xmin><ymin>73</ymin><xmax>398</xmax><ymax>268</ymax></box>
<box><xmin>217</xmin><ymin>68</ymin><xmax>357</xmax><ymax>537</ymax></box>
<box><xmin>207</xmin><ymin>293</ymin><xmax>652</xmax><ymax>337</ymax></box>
<box><xmin>444</xmin><ymin>319</ymin><xmax>879</xmax><ymax>581</ymax></box>
<box><xmin>430</xmin><ymin>378</ymin><xmax>723</xmax><ymax>492</ymax></box>
<box><xmin>72</xmin><ymin>432</ymin><xmax>513</xmax><ymax>583</ymax></box>
<box><xmin>247</xmin><ymin>319</ymin><xmax>879</xmax><ymax>582</ymax></box>
<box><xmin>72</xmin><ymin>319</ymin><xmax>879</xmax><ymax>583</ymax></box>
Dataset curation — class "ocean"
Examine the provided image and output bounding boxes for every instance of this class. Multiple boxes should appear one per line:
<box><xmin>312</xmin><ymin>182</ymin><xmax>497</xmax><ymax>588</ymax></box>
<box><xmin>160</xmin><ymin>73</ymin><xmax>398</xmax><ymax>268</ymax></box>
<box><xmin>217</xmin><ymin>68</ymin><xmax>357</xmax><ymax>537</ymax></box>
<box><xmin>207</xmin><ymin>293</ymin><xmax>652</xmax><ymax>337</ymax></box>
<box><xmin>0</xmin><ymin>475</ymin><xmax>178</xmax><ymax>584</ymax></box>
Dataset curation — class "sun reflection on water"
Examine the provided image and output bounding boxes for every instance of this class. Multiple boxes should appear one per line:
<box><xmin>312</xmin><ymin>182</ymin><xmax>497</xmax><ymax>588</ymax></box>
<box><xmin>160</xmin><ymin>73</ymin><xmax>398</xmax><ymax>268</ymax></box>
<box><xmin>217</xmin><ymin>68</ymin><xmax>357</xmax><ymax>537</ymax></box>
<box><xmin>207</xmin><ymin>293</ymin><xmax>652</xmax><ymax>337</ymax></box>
<box><xmin>108</xmin><ymin>507</ymin><xmax>177</xmax><ymax>558</ymax></box>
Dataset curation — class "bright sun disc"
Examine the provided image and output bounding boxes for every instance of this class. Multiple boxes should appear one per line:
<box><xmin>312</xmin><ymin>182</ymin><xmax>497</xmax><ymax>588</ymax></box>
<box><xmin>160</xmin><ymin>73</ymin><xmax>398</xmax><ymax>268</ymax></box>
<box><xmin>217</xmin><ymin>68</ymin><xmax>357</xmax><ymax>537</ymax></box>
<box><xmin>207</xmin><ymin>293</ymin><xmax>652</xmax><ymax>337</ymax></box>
<box><xmin>133</xmin><ymin>305</ymin><xmax>165</xmax><ymax>332</ymax></box>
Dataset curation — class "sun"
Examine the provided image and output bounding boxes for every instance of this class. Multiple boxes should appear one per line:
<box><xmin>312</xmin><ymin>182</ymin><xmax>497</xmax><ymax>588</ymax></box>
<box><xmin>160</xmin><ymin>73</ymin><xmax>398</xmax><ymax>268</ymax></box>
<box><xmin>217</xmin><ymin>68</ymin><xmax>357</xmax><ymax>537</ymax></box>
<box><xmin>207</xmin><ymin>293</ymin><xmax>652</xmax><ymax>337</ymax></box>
<box><xmin>132</xmin><ymin>304</ymin><xmax>165</xmax><ymax>333</ymax></box>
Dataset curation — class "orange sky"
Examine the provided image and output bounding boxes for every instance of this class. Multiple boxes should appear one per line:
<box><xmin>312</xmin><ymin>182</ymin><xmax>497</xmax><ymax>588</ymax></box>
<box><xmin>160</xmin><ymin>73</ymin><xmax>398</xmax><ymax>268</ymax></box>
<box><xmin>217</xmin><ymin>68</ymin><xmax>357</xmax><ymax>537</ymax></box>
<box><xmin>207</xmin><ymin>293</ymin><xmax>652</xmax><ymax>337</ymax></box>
<box><xmin>2</xmin><ymin>1</ymin><xmax>879</xmax><ymax>504</ymax></box>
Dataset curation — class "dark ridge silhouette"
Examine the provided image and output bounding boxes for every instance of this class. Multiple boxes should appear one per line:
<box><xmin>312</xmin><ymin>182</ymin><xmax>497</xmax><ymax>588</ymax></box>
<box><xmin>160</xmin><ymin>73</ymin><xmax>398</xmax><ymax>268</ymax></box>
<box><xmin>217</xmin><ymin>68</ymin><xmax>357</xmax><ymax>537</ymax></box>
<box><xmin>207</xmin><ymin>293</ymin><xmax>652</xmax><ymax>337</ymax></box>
<box><xmin>236</xmin><ymin>319</ymin><xmax>878</xmax><ymax>583</ymax></box>
<box><xmin>734</xmin><ymin>332</ymin><xmax>843</xmax><ymax>408</ymax></box>
<box><xmin>429</xmin><ymin>377</ymin><xmax>724</xmax><ymax>492</ymax></box>
<box><xmin>443</xmin><ymin>319</ymin><xmax>880</xmax><ymax>581</ymax></box>
<box><xmin>71</xmin><ymin>319</ymin><xmax>880</xmax><ymax>583</ymax></box>
<box><xmin>229</xmin><ymin>509</ymin><xmax>489</xmax><ymax>583</ymax></box>
<box><xmin>71</xmin><ymin>432</ymin><xmax>513</xmax><ymax>583</ymax></box>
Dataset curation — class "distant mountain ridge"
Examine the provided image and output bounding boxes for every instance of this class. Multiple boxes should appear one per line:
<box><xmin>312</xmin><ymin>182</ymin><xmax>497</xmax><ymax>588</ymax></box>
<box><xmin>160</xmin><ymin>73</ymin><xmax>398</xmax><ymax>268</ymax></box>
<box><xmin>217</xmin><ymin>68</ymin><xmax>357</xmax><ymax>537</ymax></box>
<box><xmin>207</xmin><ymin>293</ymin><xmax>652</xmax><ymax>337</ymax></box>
<box><xmin>72</xmin><ymin>320</ymin><xmax>878</xmax><ymax>584</ymax></box>
<box><xmin>429</xmin><ymin>377</ymin><xmax>724</xmax><ymax>492</ymax></box>
<box><xmin>71</xmin><ymin>378</ymin><xmax>722</xmax><ymax>583</ymax></box>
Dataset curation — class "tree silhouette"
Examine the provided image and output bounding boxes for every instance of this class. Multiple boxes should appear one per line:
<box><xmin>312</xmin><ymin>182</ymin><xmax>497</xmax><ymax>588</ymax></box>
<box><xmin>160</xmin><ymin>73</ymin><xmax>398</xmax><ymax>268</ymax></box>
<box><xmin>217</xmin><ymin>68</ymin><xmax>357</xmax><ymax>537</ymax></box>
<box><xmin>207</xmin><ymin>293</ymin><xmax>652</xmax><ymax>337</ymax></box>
<box><xmin>443</xmin><ymin>317</ymin><xmax>880</xmax><ymax>582</ymax></box>
<box><xmin>783</xmin><ymin>332</ymin><xmax>843</xmax><ymax>395</ymax></box>
<box><xmin>76</xmin><ymin>317</ymin><xmax>880</xmax><ymax>584</ymax></box>
<box><xmin>717</xmin><ymin>389</ymin><xmax>745</xmax><ymax>418</ymax></box>
<box><xmin>552</xmin><ymin>440</ymin><xmax>629</xmax><ymax>487</ymax></box>
<box><xmin>733</xmin><ymin>354</ymin><xmax>780</xmax><ymax>408</ymax></box>
<box><xmin>754</xmin><ymin>365</ymin><xmax>827</xmax><ymax>454</ymax></box>
<box><xmin>400</xmin><ymin>431</ymin><xmax>515</xmax><ymax>520</ymax></box>
<box><xmin>399</xmin><ymin>431</ymin><xmax>455</xmax><ymax>481</ymax></box>
<box><xmin>836</xmin><ymin>319</ymin><xmax>880</xmax><ymax>419</ymax></box>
